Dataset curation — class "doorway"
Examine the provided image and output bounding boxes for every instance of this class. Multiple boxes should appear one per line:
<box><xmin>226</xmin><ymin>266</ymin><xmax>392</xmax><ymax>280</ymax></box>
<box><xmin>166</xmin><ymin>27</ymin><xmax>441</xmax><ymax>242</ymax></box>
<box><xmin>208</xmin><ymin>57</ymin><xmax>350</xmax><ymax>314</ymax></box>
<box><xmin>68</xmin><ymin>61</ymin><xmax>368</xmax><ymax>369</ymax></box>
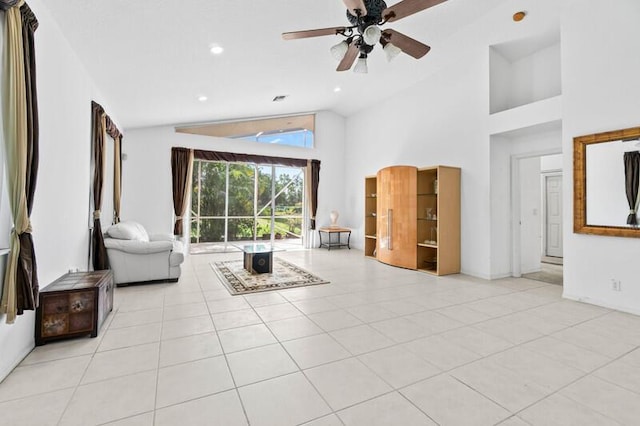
<box><xmin>513</xmin><ymin>153</ymin><xmax>564</xmax><ymax>285</ymax></box>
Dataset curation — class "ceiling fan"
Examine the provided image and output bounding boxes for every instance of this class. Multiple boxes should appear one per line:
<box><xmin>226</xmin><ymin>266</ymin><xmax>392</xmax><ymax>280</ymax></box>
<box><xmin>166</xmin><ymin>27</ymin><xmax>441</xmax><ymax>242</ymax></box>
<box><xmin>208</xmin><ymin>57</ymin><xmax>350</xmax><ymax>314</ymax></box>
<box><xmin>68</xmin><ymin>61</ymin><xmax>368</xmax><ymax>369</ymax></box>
<box><xmin>282</xmin><ymin>0</ymin><xmax>447</xmax><ymax>73</ymax></box>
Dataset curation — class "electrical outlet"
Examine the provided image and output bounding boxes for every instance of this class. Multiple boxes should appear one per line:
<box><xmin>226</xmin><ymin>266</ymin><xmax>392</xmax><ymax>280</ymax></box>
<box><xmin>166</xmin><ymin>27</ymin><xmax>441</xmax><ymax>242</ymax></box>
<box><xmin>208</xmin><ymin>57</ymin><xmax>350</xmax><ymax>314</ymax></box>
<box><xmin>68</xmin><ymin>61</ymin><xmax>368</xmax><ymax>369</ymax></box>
<box><xmin>611</xmin><ymin>279</ymin><xmax>622</xmax><ymax>292</ymax></box>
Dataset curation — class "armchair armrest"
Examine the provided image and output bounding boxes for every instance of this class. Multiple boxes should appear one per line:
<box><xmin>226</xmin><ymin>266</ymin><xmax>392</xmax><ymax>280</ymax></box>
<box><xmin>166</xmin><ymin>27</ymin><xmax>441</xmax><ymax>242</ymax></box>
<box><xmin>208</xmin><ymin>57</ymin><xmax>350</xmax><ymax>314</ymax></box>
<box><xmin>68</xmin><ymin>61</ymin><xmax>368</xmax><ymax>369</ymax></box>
<box><xmin>104</xmin><ymin>238</ymin><xmax>173</xmax><ymax>254</ymax></box>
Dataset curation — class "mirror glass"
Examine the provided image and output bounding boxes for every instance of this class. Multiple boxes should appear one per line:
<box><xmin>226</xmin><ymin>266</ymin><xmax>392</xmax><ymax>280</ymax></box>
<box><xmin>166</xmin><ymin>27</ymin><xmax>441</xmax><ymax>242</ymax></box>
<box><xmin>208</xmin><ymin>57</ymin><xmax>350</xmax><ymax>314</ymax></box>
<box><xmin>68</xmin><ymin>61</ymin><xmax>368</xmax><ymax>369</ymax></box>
<box><xmin>586</xmin><ymin>140</ymin><xmax>639</xmax><ymax>227</ymax></box>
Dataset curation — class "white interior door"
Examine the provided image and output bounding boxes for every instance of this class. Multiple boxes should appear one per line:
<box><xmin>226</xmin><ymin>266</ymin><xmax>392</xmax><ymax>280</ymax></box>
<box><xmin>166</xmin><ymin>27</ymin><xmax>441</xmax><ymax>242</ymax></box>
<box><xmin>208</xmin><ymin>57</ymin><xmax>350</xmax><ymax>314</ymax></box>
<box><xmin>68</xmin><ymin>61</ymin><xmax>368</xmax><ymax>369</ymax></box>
<box><xmin>545</xmin><ymin>175</ymin><xmax>563</xmax><ymax>257</ymax></box>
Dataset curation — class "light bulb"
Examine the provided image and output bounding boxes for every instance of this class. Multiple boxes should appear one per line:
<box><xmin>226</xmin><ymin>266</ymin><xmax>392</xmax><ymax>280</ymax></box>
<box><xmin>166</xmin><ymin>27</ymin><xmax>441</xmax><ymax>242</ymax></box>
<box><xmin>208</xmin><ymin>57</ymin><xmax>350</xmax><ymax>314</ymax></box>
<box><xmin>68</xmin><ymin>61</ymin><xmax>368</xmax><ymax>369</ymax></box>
<box><xmin>384</xmin><ymin>42</ymin><xmax>402</xmax><ymax>62</ymax></box>
<box><xmin>363</xmin><ymin>26</ymin><xmax>382</xmax><ymax>46</ymax></box>
<box><xmin>330</xmin><ymin>40</ymin><xmax>349</xmax><ymax>61</ymax></box>
<box><xmin>354</xmin><ymin>55</ymin><xmax>368</xmax><ymax>74</ymax></box>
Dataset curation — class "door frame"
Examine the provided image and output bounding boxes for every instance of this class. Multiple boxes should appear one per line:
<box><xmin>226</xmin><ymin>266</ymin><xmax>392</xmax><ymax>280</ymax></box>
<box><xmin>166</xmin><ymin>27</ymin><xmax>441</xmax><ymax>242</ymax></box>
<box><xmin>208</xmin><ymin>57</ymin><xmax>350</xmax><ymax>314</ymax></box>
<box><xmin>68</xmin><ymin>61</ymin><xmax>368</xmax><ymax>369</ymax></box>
<box><xmin>510</xmin><ymin>149</ymin><xmax>562</xmax><ymax>277</ymax></box>
<box><xmin>541</xmin><ymin>171</ymin><xmax>563</xmax><ymax>258</ymax></box>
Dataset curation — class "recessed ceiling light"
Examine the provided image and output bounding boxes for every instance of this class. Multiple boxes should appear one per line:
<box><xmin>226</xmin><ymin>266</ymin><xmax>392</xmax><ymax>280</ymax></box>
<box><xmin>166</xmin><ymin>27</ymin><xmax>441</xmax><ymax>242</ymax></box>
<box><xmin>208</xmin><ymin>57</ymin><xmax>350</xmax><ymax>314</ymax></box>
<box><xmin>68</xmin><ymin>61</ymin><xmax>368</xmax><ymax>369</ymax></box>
<box><xmin>210</xmin><ymin>45</ymin><xmax>224</xmax><ymax>55</ymax></box>
<box><xmin>198</xmin><ymin>95</ymin><xmax>208</xmax><ymax>102</ymax></box>
<box><xmin>334</xmin><ymin>87</ymin><xmax>342</xmax><ymax>93</ymax></box>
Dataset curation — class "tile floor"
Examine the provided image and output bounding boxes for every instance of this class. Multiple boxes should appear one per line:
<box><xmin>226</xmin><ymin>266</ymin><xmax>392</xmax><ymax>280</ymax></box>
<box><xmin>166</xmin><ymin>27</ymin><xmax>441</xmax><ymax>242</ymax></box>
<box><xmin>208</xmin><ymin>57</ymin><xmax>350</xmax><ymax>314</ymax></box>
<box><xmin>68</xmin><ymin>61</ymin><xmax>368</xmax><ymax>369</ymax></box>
<box><xmin>1</xmin><ymin>249</ymin><xmax>640</xmax><ymax>425</ymax></box>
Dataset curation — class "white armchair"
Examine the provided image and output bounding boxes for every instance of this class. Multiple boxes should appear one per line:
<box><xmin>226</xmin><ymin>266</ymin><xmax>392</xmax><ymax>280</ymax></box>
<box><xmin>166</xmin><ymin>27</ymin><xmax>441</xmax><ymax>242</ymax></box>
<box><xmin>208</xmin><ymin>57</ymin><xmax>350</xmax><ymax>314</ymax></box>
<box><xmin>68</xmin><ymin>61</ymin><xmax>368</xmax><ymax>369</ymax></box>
<box><xmin>104</xmin><ymin>221</ymin><xmax>184</xmax><ymax>286</ymax></box>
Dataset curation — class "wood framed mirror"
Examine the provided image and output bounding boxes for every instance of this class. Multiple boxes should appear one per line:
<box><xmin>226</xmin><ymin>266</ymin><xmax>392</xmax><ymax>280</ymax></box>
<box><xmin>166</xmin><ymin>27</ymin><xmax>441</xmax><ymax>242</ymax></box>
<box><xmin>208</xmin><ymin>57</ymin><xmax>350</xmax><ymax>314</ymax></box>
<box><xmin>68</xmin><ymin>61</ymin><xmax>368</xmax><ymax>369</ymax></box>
<box><xmin>574</xmin><ymin>125</ymin><xmax>640</xmax><ymax>237</ymax></box>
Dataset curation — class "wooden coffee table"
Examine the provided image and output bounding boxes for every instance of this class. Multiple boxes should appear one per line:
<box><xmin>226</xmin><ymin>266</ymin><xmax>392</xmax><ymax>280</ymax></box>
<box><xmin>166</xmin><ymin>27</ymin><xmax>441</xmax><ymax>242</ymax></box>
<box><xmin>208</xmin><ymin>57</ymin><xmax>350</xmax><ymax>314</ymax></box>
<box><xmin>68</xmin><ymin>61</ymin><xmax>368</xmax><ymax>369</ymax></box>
<box><xmin>318</xmin><ymin>227</ymin><xmax>352</xmax><ymax>250</ymax></box>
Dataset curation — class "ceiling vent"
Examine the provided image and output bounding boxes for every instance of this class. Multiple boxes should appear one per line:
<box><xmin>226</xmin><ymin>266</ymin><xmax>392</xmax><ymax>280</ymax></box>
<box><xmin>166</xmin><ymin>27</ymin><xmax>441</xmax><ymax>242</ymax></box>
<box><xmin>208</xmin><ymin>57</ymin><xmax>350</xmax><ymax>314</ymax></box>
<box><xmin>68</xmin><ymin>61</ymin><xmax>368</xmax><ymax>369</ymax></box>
<box><xmin>272</xmin><ymin>95</ymin><xmax>288</xmax><ymax>102</ymax></box>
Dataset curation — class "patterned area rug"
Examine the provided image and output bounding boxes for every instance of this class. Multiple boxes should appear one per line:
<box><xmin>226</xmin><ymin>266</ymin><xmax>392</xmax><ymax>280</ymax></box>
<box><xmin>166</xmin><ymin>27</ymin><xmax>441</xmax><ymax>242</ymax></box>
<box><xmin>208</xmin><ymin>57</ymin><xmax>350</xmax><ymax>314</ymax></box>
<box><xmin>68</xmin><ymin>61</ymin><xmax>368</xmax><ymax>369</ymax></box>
<box><xmin>211</xmin><ymin>258</ymin><xmax>329</xmax><ymax>295</ymax></box>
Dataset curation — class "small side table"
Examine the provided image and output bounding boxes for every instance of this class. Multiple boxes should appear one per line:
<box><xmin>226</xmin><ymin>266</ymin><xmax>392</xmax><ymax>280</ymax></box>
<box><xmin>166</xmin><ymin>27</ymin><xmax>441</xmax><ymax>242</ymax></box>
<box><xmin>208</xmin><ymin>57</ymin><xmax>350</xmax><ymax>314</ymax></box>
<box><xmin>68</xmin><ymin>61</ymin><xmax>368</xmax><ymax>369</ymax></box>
<box><xmin>318</xmin><ymin>227</ymin><xmax>351</xmax><ymax>250</ymax></box>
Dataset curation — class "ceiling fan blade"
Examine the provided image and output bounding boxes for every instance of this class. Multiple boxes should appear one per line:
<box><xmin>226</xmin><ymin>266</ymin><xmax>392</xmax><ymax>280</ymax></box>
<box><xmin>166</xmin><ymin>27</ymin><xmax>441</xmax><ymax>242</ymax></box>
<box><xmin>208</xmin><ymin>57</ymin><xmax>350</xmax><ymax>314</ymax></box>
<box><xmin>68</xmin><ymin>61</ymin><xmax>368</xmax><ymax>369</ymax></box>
<box><xmin>383</xmin><ymin>0</ymin><xmax>447</xmax><ymax>22</ymax></box>
<box><xmin>282</xmin><ymin>26</ymin><xmax>349</xmax><ymax>40</ymax></box>
<box><xmin>343</xmin><ymin>0</ymin><xmax>368</xmax><ymax>17</ymax></box>
<box><xmin>337</xmin><ymin>43</ymin><xmax>359</xmax><ymax>71</ymax></box>
<box><xmin>382</xmin><ymin>29</ymin><xmax>431</xmax><ymax>59</ymax></box>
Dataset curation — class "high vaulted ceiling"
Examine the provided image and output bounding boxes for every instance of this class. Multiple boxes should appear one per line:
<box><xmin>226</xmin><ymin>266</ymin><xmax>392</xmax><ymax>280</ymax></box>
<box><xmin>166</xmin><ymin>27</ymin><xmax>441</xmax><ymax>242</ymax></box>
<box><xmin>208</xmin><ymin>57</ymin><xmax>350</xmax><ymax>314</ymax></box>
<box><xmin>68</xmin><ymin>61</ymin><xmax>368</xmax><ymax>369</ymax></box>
<box><xmin>43</xmin><ymin>0</ymin><xmax>507</xmax><ymax>129</ymax></box>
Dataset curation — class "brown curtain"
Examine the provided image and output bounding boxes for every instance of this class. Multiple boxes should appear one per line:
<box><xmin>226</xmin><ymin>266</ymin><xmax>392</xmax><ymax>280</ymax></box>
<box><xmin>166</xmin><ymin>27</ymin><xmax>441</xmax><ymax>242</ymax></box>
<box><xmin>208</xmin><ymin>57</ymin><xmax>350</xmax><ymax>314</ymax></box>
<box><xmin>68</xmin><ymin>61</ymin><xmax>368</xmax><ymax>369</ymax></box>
<box><xmin>171</xmin><ymin>147</ymin><xmax>194</xmax><ymax>236</ymax></box>
<box><xmin>0</xmin><ymin>1</ymin><xmax>20</xmax><ymax>11</ymax></box>
<box><xmin>194</xmin><ymin>149</ymin><xmax>308</xmax><ymax>168</ymax></box>
<box><xmin>1</xmin><ymin>0</ymin><xmax>39</xmax><ymax>323</ymax></box>
<box><xmin>309</xmin><ymin>160</ymin><xmax>321</xmax><ymax>230</ymax></box>
<box><xmin>113</xmin><ymin>135</ymin><xmax>122</xmax><ymax>224</ymax></box>
<box><xmin>16</xmin><ymin>2</ymin><xmax>39</xmax><ymax>314</ymax></box>
<box><xmin>624</xmin><ymin>151</ymin><xmax>640</xmax><ymax>225</ymax></box>
<box><xmin>91</xmin><ymin>102</ymin><xmax>109</xmax><ymax>270</ymax></box>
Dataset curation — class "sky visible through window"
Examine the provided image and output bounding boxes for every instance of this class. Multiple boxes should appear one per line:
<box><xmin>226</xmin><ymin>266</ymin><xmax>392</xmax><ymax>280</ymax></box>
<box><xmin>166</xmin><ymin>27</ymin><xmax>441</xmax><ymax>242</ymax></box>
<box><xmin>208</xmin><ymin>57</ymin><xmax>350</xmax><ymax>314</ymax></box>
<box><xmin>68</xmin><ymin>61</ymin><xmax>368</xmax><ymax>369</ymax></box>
<box><xmin>239</xmin><ymin>129</ymin><xmax>314</xmax><ymax>148</ymax></box>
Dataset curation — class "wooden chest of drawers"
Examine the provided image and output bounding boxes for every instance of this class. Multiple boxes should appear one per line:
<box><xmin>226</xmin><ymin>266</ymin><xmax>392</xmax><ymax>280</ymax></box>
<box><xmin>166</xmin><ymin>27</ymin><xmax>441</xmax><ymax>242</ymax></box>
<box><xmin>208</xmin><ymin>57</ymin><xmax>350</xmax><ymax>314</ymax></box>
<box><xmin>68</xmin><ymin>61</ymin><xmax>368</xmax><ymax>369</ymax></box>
<box><xmin>35</xmin><ymin>270</ymin><xmax>114</xmax><ymax>346</ymax></box>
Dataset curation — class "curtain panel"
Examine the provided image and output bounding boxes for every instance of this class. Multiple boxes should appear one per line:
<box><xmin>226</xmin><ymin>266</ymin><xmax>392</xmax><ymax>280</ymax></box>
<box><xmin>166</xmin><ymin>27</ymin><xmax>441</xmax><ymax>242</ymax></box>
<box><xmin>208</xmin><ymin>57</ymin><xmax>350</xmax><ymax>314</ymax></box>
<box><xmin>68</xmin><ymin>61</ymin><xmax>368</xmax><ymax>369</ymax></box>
<box><xmin>1</xmin><ymin>0</ymin><xmax>40</xmax><ymax>324</ymax></box>
<box><xmin>90</xmin><ymin>101</ymin><xmax>123</xmax><ymax>270</ymax></box>
<box><xmin>309</xmin><ymin>159</ymin><xmax>320</xmax><ymax>230</ymax></box>
<box><xmin>171</xmin><ymin>147</ymin><xmax>194</xmax><ymax>236</ymax></box>
<box><xmin>624</xmin><ymin>151</ymin><xmax>640</xmax><ymax>225</ymax></box>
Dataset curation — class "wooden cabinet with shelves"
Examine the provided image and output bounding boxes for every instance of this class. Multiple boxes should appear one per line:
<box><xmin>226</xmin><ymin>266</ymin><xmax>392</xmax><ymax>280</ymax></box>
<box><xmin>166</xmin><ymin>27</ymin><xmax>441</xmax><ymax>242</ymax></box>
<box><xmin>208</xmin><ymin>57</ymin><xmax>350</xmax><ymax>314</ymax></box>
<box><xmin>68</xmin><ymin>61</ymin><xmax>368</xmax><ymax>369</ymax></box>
<box><xmin>364</xmin><ymin>175</ymin><xmax>378</xmax><ymax>257</ymax></box>
<box><xmin>364</xmin><ymin>165</ymin><xmax>460</xmax><ymax>276</ymax></box>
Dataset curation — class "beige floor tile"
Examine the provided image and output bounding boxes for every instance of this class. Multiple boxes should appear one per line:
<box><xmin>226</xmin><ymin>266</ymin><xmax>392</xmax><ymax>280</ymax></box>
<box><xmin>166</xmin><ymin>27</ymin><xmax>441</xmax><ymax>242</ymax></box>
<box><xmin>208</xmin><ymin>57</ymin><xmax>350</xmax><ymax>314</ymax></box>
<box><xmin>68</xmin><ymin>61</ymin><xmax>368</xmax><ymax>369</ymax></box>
<box><xmin>109</xmin><ymin>308</ymin><xmax>163</xmax><ymax>329</ymax></box>
<box><xmin>267</xmin><ymin>316</ymin><xmax>324</xmax><ymax>341</ymax></box>
<box><xmin>401</xmin><ymin>374</ymin><xmax>510</xmax><ymax>426</ymax></box>
<box><xmin>0</xmin><ymin>355</ymin><xmax>91</xmax><ymax>402</ymax></box>
<box><xmin>404</xmin><ymin>335</ymin><xmax>482</xmax><ymax>370</ymax></box>
<box><xmin>519</xmin><ymin>393</ymin><xmax>619</xmax><ymax>426</ymax></box>
<box><xmin>159</xmin><ymin>332</ymin><xmax>222</xmax><ymax>367</ymax></box>
<box><xmin>376</xmin><ymin>299</ymin><xmax>427</xmax><ymax>315</ymax></box>
<box><xmin>338</xmin><ymin>392</ymin><xmax>436</xmax><ymax>426</ymax></box>
<box><xmin>496</xmin><ymin>417</ymin><xmax>530</xmax><ymax>426</ymax></box>
<box><xmin>406</xmin><ymin>310</ymin><xmax>466</xmax><ymax>334</ymax></box>
<box><xmin>164</xmin><ymin>291</ymin><xmax>205</xmax><ymax>307</ymax></box>
<box><xmin>282</xmin><ymin>333</ymin><xmax>351</xmax><ymax>369</ymax></box>
<box><xmin>59</xmin><ymin>371</ymin><xmax>156</xmax><ymax>426</ymax></box>
<box><xmin>292</xmin><ymin>298</ymin><xmax>340</xmax><ymax>315</ymax></box>
<box><xmin>155</xmin><ymin>390</ymin><xmax>248</xmax><ymax>426</ymax></box>
<box><xmin>163</xmin><ymin>302</ymin><xmax>209</xmax><ymax>321</ymax></box>
<box><xmin>254</xmin><ymin>303</ymin><xmax>303</xmax><ymax>322</ymax></box>
<box><xmin>0</xmin><ymin>388</ymin><xmax>74</xmax><ymax>426</ymax></box>
<box><xmin>552</xmin><ymin>326</ymin><xmax>637</xmax><ymax>358</ymax></box>
<box><xmin>227</xmin><ymin>343</ymin><xmax>298</xmax><ymax>386</ymax></box>
<box><xmin>103</xmin><ymin>412</ymin><xmax>154</xmax><ymax>425</ymax></box>
<box><xmin>212</xmin><ymin>308</ymin><xmax>263</xmax><ymax>330</ymax></box>
<box><xmin>238</xmin><ymin>372</ymin><xmax>331</xmax><ymax>426</ymax></box>
<box><xmin>436</xmin><ymin>304</ymin><xmax>493</xmax><ymax>324</ymax></box>
<box><xmin>207</xmin><ymin>297</ymin><xmax>252</xmax><ymax>314</ymax></box>
<box><xmin>161</xmin><ymin>315</ymin><xmax>215</xmax><ymax>340</ymax></box>
<box><xmin>522</xmin><ymin>336</ymin><xmax>611</xmax><ymax>372</ymax></box>
<box><xmin>300</xmin><ymin>414</ymin><xmax>343</xmax><ymax>425</ymax></box>
<box><xmin>308</xmin><ymin>309</ymin><xmax>363</xmax><ymax>331</ymax></box>
<box><xmin>98</xmin><ymin>323</ymin><xmax>162</xmax><ymax>352</ymax></box>
<box><xmin>593</xmin><ymin>359</ymin><xmax>640</xmax><ymax>394</ymax></box>
<box><xmin>561</xmin><ymin>375</ymin><xmax>640</xmax><ymax>425</ymax></box>
<box><xmin>20</xmin><ymin>337</ymin><xmax>100</xmax><ymax>366</ymax></box>
<box><xmin>82</xmin><ymin>342</ymin><xmax>159</xmax><ymax>384</ymax></box>
<box><xmin>370</xmin><ymin>317</ymin><xmax>429</xmax><ymax>343</ymax></box>
<box><xmin>451</xmin><ymin>358</ymin><xmax>549</xmax><ymax>412</ymax></box>
<box><xmin>439</xmin><ymin>326</ymin><xmax>513</xmax><ymax>356</ymax></box>
<box><xmin>218</xmin><ymin>324</ymin><xmax>277</xmax><ymax>353</ymax></box>
<box><xmin>346</xmin><ymin>304</ymin><xmax>397</xmax><ymax>323</ymax></box>
<box><xmin>358</xmin><ymin>345</ymin><xmax>440</xmax><ymax>389</ymax></box>
<box><xmin>304</xmin><ymin>358</ymin><xmax>392</xmax><ymax>411</ymax></box>
<box><xmin>244</xmin><ymin>292</ymin><xmax>287</xmax><ymax>308</ymax></box>
<box><xmin>156</xmin><ymin>355</ymin><xmax>234</xmax><ymax>408</ymax></box>
<box><xmin>329</xmin><ymin>325</ymin><xmax>395</xmax><ymax>355</ymax></box>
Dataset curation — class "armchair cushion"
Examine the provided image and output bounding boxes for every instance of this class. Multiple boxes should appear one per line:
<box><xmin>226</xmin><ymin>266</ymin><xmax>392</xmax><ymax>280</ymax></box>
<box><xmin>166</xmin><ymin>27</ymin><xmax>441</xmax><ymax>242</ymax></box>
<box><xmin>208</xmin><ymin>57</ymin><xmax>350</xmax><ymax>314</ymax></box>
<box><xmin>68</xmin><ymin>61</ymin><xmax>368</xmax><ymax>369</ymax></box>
<box><xmin>106</xmin><ymin>221</ymin><xmax>149</xmax><ymax>242</ymax></box>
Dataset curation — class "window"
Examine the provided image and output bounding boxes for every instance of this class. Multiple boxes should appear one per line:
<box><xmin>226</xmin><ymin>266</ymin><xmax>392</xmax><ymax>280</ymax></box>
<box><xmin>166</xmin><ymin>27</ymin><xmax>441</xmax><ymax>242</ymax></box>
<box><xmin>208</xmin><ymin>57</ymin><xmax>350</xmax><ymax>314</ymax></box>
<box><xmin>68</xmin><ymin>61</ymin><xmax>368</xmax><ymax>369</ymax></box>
<box><xmin>190</xmin><ymin>160</ymin><xmax>305</xmax><ymax>251</ymax></box>
<box><xmin>237</xmin><ymin>129</ymin><xmax>314</xmax><ymax>149</ymax></box>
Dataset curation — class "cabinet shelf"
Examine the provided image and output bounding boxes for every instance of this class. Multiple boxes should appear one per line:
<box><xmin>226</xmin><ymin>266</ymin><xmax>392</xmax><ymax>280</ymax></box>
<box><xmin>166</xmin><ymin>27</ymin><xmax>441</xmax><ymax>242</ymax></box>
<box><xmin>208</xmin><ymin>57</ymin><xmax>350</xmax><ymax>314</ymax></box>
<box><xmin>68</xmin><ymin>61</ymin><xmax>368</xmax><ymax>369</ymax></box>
<box><xmin>418</xmin><ymin>243</ymin><xmax>437</xmax><ymax>248</ymax></box>
<box><xmin>417</xmin><ymin>193</ymin><xmax>438</xmax><ymax>196</ymax></box>
<box><xmin>365</xmin><ymin>235</ymin><xmax>377</xmax><ymax>240</ymax></box>
<box><xmin>417</xmin><ymin>218</ymin><xmax>438</xmax><ymax>222</ymax></box>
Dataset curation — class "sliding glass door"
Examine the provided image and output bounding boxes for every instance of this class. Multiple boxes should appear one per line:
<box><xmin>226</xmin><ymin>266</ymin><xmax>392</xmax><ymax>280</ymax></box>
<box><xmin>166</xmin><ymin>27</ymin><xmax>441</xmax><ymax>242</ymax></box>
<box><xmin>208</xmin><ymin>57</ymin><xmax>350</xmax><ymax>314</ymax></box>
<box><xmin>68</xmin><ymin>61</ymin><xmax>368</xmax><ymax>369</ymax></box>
<box><xmin>191</xmin><ymin>161</ymin><xmax>304</xmax><ymax>251</ymax></box>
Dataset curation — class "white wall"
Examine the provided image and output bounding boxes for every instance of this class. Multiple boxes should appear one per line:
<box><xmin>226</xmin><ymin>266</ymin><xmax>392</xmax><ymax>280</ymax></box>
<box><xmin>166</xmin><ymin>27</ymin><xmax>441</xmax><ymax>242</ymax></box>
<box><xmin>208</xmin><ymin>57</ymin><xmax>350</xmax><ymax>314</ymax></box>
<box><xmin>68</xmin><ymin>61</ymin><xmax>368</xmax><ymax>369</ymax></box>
<box><xmin>541</xmin><ymin>153</ymin><xmax>563</xmax><ymax>172</ymax></box>
<box><xmin>562</xmin><ymin>0</ymin><xmax>640</xmax><ymax>314</ymax></box>
<box><xmin>121</xmin><ymin>111</ymin><xmax>346</xmax><ymax>247</ymax></box>
<box><xmin>519</xmin><ymin>157</ymin><xmax>542</xmax><ymax>273</ymax></box>
<box><xmin>0</xmin><ymin>0</ymin><xmax>118</xmax><ymax>381</ymax></box>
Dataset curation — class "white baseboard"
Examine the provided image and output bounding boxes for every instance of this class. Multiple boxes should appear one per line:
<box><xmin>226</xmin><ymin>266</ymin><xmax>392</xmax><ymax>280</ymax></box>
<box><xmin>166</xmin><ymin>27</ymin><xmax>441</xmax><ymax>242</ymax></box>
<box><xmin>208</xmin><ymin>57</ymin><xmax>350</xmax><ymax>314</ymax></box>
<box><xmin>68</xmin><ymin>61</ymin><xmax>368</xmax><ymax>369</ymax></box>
<box><xmin>563</xmin><ymin>293</ymin><xmax>640</xmax><ymax>316</ymax></box>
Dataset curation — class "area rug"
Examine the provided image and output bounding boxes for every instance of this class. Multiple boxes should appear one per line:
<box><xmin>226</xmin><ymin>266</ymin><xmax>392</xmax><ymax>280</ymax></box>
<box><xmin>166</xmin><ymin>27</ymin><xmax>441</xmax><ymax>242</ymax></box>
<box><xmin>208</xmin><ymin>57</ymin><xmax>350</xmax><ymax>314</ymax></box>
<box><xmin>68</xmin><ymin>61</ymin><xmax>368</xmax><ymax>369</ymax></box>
<box><xmin>211</xmin><ymin>258</ymin><xmax>329</xmax><ymax>295</ymax></box>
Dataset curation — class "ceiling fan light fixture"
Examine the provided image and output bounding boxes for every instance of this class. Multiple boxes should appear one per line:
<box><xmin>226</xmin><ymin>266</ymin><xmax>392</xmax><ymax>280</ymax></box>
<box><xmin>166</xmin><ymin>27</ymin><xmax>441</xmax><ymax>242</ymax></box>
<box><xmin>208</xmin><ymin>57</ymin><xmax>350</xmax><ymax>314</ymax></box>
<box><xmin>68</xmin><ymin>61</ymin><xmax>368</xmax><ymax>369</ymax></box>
<box><xmin>354</xmin><ymin>54</ymin><xmax>368</xmax><ymax>74</ymax></box>
<box><xmin>383</xmin><ymin>42</ymin><xmax>402</xmax><ymax>62</ymax></box>
<box><xmin>330</xmin><ymin>40</ymin><xmax>350</xmax><ymax>61</ymax></box>
<box><xmin>363</xmin><ymin>25</ymin><xmax>382</xmax><ymax>46</ymax></box>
